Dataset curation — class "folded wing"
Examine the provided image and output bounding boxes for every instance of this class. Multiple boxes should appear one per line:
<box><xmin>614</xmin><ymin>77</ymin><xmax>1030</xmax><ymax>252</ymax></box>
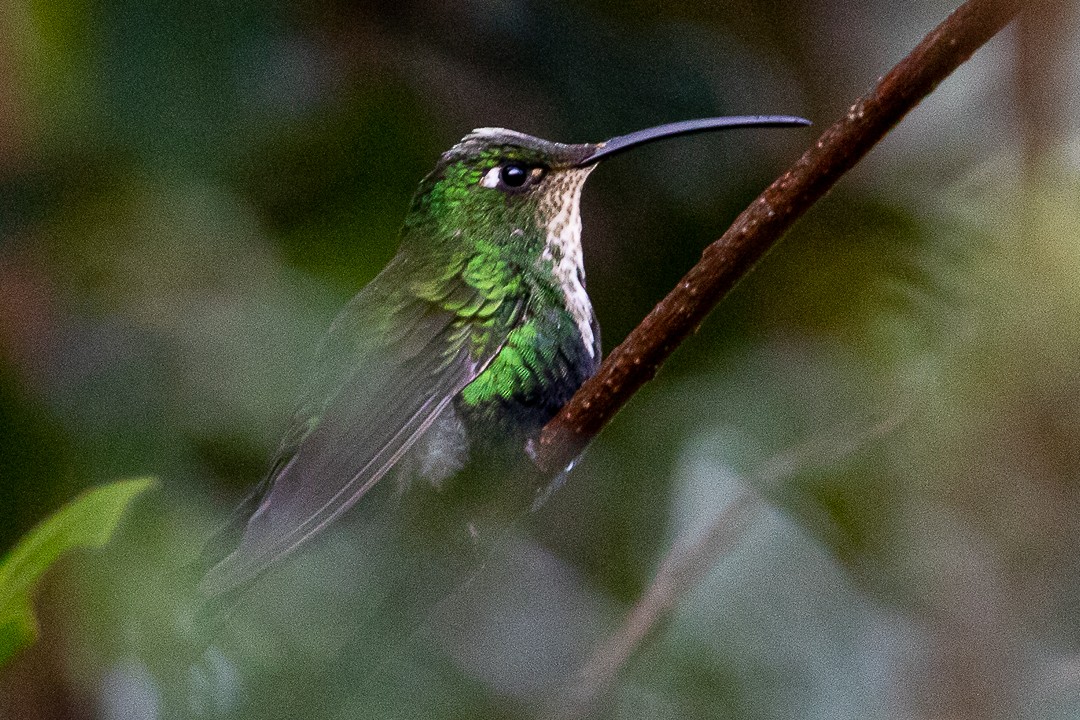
<box><xmin>199</xmin><ymin>259</ymin><xmax>520</xmax><ymax>601</ymax></box>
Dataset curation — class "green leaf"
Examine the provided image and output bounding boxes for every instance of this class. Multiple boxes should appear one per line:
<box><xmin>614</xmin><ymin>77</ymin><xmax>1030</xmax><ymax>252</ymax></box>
<box><xmin>0</xmin><ymin>477</ymin><xmax>156</xmax><ymax>669</ymax></box>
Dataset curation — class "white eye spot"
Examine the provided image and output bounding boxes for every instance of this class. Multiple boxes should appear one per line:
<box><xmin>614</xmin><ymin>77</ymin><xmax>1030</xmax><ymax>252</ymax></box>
<box><xmin>480</xmin><ymin>167</ymin><xmax>501</xmax><ymax>189</ymax></box>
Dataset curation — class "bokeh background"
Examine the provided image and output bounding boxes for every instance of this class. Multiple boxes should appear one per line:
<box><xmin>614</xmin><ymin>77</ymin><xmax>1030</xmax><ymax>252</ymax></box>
<box><xmin>2</xmin><ymin>0</ymin><xmax>1080</xmax><ymax>718</ymax></box>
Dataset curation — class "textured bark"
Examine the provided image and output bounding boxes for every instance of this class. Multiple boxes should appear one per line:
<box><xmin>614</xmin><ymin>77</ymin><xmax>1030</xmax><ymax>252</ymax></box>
<box><xmin>534</xmin><ymin>0</ymin><xmax>1026</xmax><ymax>473</ymax></box>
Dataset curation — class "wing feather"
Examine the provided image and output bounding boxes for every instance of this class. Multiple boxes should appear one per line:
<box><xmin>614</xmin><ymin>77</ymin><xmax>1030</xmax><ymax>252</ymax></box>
<box><xmin>199</xmin><ymin>261</ymin><xmax>520</xmax><ymax>600</ymax></box>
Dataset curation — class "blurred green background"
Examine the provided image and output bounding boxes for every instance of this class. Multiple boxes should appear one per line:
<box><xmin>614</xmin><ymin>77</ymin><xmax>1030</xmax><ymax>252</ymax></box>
<box><xmin>2</xmin><ymin>0</ymin><xmax>1079</xmax><ymax>718</ymax></box>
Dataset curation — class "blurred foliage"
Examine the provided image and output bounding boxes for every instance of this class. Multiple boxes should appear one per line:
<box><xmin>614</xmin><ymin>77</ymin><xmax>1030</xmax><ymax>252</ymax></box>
<box><xmin>1</xmin><ymin>0</ymin><xmax>1079</xmax><ymax>718</ymax></box>
<box><xmin>0</xmin><ymin>477</ymin><xmax>153</xmax><ymax>669</ymax></box>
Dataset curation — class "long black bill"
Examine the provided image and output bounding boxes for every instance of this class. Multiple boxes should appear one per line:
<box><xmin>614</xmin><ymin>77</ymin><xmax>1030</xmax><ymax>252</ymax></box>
<box><xmin>577</xmin><ymin>115</ymin><xmax>811</xmax><ymax>165</ymax></box>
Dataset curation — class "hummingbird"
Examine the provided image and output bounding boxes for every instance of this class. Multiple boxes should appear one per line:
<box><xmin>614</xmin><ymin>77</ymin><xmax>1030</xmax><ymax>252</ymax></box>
<box><xmin>199</xmin><ymin>115</ymin><xmax>810</xmax><ymax>603</ymax></box>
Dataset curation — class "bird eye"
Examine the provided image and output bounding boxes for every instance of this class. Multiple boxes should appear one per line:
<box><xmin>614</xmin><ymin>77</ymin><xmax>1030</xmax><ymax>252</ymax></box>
<box><xmin>499</xmin><ymin>164</ymin><xmax>529</xmax><ymax>188</ymax></box>
<box><xmin>479</xmin><ymin>163</ymin><xmax>546</xmax><ymax>192</ymax></box>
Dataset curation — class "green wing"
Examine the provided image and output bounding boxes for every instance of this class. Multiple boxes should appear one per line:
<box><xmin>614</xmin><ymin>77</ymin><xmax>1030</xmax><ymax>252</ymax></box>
<box><xmin>199</xmin><ymin>256</ymin><xmax>521</xmax><ymax>601</ymax></box>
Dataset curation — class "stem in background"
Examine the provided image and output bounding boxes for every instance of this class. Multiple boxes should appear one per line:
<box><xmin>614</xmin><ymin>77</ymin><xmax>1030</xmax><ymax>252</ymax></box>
<box><xmin>548</xmin><ymin>416</ymin><xmax>905</xmax><ymax>719</ymax></box>
<box><xmin>533</xmin><ymin>0</ymin><xmax>1025</xmax><ymax>474</ymax></box>
<box><xmin>549</xmin><ymin>492</ymin><xmax>760</xmax><ymax>720</ymax></box>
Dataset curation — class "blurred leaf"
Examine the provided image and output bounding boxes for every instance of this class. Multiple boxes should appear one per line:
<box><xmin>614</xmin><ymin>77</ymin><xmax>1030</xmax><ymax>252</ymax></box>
<box><xmin>0</xmin><ymin>476</ymin><xmax>155</xmax><ymax>669</ymax></box>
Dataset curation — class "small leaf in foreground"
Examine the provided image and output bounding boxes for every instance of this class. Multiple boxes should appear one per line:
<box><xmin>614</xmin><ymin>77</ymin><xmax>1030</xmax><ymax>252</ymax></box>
<box><xmin>0</xmin><ymin>477</ymin><xmax>156</xmax><ymax>668</ymax></box>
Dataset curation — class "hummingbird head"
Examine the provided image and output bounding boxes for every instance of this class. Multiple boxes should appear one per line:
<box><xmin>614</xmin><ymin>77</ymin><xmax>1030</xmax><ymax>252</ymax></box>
<box><xmin>400</xmin><ymin>116</ymin><xmax>809</xmax><ymax>354</ymax></box>
<box><xmin>404</xmin><ymin>127</ymin><xmax>598</xmax><ymax>260</ymax></box>
<box><xmin>403</xmin><ymin>115</ymin><xmax>811</xmax><ymax>266</ymax></box>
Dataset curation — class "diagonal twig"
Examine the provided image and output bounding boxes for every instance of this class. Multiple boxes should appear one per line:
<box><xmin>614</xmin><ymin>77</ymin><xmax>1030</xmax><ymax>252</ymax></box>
<box><xmin>548</xmin><ymin>415</ymin><xmax>905</xmax><ymax>719</ymax></box>
<box><xmin>533</xmin><ymin>0</ymin><xmax>1026</xmax><ymax>473</ymax></box>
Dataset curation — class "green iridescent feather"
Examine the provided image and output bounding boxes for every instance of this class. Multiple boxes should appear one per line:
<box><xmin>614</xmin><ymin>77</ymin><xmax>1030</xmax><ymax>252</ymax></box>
<box><xmin>200</xmin><ymin>128</ymin><xmax>601</xmax><ymax>601</ymax></box>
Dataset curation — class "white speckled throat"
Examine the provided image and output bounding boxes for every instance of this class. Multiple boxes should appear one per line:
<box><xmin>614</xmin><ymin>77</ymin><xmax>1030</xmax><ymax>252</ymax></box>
<box><xmin>538</xmin><ymin>166</ymin><xmax>597</xmax><ymax>358</ymax></box>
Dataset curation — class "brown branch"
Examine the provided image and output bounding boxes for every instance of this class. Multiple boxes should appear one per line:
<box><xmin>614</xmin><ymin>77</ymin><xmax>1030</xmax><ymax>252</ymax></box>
<box><xmin>533</xmin><ymin>0</ymin><xmax>1025</xmax><ymax>473</ymax></box>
